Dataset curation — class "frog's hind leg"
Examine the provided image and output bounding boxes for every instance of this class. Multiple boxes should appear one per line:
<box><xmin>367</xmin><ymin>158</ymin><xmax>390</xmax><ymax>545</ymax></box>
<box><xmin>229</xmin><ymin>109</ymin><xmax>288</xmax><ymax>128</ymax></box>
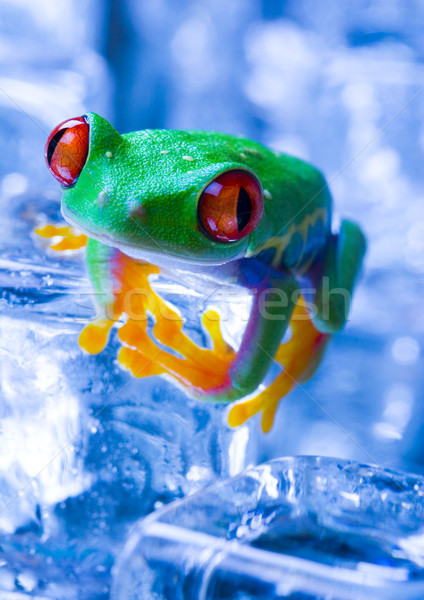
<box><xmin>229</xmin><ymin>220</ymin><xmax>365</xmax><ymax>432</ymax></box>
<box><xmin>312</xmin><ymin>220</ymin><xmax>366</xmax><ymax>334</ymax></box>
<box><xmin>228</xmin><ymin>299</ymin><xmax>331</xmax><ymax>433</ymax></box>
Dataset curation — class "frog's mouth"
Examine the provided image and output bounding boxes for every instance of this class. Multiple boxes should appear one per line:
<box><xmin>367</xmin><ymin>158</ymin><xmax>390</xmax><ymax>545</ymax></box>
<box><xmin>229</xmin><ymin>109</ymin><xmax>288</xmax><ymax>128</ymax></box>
<box><xmin>62</xmin><ymin>208</ymin><xmax>239</xmax><ymax>272</ymax></box>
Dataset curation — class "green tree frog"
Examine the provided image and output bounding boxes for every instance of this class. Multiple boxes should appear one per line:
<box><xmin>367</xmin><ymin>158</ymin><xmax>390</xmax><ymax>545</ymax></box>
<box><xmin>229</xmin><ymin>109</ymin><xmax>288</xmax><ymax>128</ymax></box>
<box><xmin>39</xmin><ymin>112</ymin><xmax>366</xmax><ymax>432</ymax></box>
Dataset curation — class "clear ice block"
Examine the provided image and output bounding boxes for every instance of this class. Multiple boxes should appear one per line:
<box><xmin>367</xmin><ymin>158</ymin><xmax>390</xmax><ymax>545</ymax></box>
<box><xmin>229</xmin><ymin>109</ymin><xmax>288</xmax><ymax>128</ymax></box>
<box><xmin>113</xmin><ymin>456</ymin><xmax>424</xmax><ymax>600</ymax></box>
<box><xmin>0</xmin><ymin>192</ymin><xmax>257</xmax><ymax>598</ymax></box>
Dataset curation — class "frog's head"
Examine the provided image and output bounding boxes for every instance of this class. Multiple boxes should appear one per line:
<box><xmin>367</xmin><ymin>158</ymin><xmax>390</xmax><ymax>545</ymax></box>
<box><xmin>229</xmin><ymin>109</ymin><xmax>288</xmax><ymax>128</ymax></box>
<box><xmin>45</xmin><ymin>112</ymin><xmax>265</xmax><ymax>267</ymax></box>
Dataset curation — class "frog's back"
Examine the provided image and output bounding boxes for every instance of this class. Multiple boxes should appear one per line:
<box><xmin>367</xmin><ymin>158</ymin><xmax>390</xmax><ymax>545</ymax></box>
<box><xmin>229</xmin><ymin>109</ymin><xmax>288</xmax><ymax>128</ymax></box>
<box><xmin>122</xmin><ymin>128</ymin><xmax>332</xmax><ymax>273</ymax></box>
<box><xmin>179</xmin><ymin>131</ymin><xmax>332</xmax><ymax>273</ymax></box>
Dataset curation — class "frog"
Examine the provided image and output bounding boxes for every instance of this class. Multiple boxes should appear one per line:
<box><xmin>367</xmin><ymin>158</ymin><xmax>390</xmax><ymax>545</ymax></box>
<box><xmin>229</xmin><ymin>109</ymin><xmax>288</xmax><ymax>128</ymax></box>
<box><xmin>38</xmin><ymin>112</ymin><xmax>366</xmax><ymax>432</ymax></box>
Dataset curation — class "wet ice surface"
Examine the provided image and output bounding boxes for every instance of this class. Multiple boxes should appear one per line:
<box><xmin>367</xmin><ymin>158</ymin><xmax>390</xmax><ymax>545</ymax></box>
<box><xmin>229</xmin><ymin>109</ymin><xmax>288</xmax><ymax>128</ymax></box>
<box><xmin>113</xmin><ymin>456</ymin><xmax>424</xmax><ymax>600</ymax></box>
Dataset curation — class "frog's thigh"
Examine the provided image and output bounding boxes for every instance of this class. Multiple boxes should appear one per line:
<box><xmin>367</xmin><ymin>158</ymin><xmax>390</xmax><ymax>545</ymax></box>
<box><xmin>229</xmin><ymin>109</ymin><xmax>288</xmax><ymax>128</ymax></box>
<box><xmin>312</xmin><ymin>220</ymin><xmax>366</xmax><ymax>334</ymax></box>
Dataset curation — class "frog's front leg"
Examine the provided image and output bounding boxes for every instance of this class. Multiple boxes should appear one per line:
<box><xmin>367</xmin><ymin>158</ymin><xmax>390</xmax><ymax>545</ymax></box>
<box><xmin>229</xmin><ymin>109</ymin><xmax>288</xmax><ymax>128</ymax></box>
<box><xmin>78</xmin><ymin>237</ymin><xmax>160</xmax><ymax>356</ymax></box>
<box><xmin>118</xmin><ymin>255</ymin><xmax>299</xmax><ymax>404</ymax></box>
<box><xmin>229</xmin><ymin>300</ymin><xmax>331</xmax><ymax>432</ymax></box>
<box><xmin>218</xmin><ymin>259</ymin><xmax>299</xmax><ymax>401</ymax></box>
<box><xmin>78</xmin><ymin>240</ymin><xmax>235</xmax><ymax>386</ymax></box>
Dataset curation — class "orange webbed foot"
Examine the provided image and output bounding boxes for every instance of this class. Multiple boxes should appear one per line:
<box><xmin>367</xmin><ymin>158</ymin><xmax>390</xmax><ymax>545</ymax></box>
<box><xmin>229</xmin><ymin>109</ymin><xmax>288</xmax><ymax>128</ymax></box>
<box><xmin>79</xmin><ymin>318</ymin><xmax>116</xmax><ymax>354</ymax></box>
<box><xmin>35</xmin><ymin>223</ymin><xmax>87</xmax><ymax>251</ymax></box>
<box><xmin>118</xmin><ymin>308</ymin><xmax>236</xmax><ymax>393</ymax></box>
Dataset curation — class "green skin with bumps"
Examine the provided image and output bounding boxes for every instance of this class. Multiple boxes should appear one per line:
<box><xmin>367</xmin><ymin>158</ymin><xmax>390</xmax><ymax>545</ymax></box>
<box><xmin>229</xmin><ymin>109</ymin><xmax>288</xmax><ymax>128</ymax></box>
<box><xmin>60</xmin><ymin>112</ymin><xmax>366</xmax><ymax>402</ymax></box>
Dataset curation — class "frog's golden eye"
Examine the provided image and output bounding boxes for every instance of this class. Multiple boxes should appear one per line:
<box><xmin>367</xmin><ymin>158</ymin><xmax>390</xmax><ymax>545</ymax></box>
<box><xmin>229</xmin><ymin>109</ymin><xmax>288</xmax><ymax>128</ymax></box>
<box><xmin>45</xmin><ymin>116</ymin><xmax>89</xmax><ymax>187</ymax></box>
<box><xmin>198</xmin><ymin>170</ymin><xmax>263</xmax><ymax>243</ymax></box>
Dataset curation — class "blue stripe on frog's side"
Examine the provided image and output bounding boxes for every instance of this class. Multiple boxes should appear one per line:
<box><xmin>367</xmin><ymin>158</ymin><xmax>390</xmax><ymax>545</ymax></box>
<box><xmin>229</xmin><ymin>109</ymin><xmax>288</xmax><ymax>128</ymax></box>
<box><xmin>253</xmin><ymin>207</ymin><xmax>329</xmax><ymax>274</ymax></box>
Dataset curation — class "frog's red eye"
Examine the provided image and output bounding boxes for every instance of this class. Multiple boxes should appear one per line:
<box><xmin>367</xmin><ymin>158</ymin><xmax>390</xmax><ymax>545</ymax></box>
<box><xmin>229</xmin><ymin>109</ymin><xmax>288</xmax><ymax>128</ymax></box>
<box><xmin>198</xmin><ymin>170</ymin><xmax>263</xmax><ymax>243</ymax></box>
<box><xmin>45</xmin><ymin>116</ymin><xmax>89</xmax><ymax>187</ymax></box>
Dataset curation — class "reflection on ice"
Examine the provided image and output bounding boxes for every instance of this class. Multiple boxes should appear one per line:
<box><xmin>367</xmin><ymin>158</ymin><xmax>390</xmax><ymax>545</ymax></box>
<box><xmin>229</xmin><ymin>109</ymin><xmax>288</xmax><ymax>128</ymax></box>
<box><xmin>0</xmin><ymin>316</ymin><xmax>87</xmax><ymax>533</ymax></box>
<box><xmin>113</xmin><ymin>457</ymin><xmax>424</xmax><ymax>599</ymax></box>
<box><xmin>374</xmin><ymin>383</ymin><xmax>414</xmax><ymax>441</ymax></box>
